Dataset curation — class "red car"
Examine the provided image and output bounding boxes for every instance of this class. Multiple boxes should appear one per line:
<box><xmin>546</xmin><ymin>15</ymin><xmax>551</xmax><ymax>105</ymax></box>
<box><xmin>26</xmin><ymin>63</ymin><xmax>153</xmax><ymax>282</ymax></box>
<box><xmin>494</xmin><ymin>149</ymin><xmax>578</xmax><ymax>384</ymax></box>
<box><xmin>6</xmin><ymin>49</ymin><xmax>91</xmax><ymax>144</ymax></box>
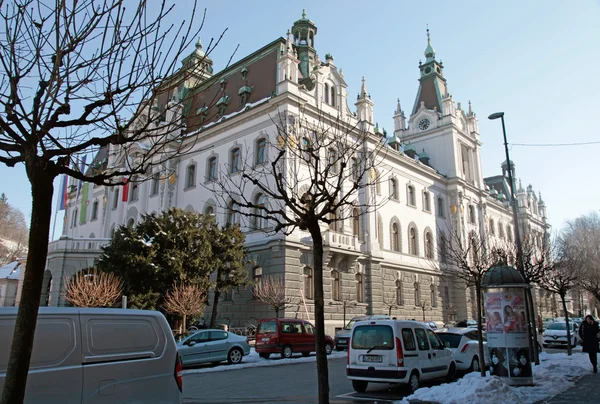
<box><xmin>255</xmin><ymin>318</ymin><xmax>335</xmax><ymax>359</ymax></box>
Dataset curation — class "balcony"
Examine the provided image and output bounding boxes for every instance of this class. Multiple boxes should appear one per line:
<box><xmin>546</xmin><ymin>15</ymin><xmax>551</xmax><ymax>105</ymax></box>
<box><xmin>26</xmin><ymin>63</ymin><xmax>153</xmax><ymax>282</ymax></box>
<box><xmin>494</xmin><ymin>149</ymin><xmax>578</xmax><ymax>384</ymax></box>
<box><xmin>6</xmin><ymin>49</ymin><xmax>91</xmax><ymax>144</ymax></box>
<box><xmin>324</xmin><ymin>231</ymin><xmax>359</xmax><ymax>251</ymax></box>
<box><xmin>48</xmin><ymin>236</ymin><xmax>111</xmax><ymax>253</ymax></box>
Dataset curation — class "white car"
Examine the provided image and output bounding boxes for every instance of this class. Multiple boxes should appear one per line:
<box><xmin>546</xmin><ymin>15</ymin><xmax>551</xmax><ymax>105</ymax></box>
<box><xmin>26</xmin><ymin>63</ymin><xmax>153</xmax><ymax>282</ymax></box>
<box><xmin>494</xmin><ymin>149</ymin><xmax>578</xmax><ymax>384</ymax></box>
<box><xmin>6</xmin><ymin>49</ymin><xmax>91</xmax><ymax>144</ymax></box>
<box><xmin>435</xmin><ymin>328</ymin><xmax>490</xmax><ymax>372</ymax></box>
<box><xmin>542</xmin><ymin>321</ymin><xmax>580</xmax><ymax>348</ymax></box>
<box><xmin>346</xmin><ymin>320</ymin><xmax>456</xmax><ymax>393</ymax></box>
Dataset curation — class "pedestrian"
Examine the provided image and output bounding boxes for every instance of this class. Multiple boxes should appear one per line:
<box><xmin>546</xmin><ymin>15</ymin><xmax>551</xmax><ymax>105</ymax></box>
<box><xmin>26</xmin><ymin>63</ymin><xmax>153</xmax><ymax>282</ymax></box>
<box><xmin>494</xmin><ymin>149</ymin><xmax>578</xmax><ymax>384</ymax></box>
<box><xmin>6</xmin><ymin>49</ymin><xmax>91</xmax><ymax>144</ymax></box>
<box><xmin>578</xmin><ymin>314</ymin><xmax>600</xmax><ymax>373</ymax></box>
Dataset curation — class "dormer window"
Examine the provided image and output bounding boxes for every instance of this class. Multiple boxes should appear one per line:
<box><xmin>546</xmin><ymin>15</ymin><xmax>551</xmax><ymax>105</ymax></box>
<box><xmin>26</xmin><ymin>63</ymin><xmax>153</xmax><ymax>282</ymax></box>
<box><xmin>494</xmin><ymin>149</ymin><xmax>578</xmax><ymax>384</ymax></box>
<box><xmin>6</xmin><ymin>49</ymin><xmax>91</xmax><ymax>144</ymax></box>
<box><xmin>197</xmin><ymin>105</ymin><xmax>208</xmax><ymax>124</ymax></box>
<box><xmin>216</xmin><ymin>96</ymin><xmax>230</xmax><ymax>116</ymax></box>
<box><xmin>238</xmin><ymin>85</ymin><xmax>252</xmax><ymax>106</ymax></box>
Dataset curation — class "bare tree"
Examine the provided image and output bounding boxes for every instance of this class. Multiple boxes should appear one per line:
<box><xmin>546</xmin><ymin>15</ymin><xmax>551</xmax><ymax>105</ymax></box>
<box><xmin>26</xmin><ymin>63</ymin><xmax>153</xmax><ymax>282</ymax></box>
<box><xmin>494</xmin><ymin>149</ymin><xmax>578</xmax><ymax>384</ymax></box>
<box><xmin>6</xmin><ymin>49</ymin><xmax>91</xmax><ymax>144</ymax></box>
<box><xmin>537</xmin><ymin>238</ymin><xmax>586</xmax><ymax>356</ymax></box>
<box><xmin>61</xmin><ymin>269</ymin><xmax>122</xmax><ymax>308</ymax></box>
<box><xmin>417</xmin><ymin>299</ymin><xmax>431</xmax><ymax>322</ymax></box>
<box><xmin>0</xmin><ymin>1</ymin><xmax>228</xmax><ymax>401</ymax></box>
<box><xmin>382</xmin><ymin>292</ymin><xmax>400</xmax><ymax>317</ymax></box>
<box><xmin>253</xmin><ymin>275</ymin><xmax>295</xmax><ymax>318</ymax></box>
<box><xmin>208</xmin><ymin>109</ymin><xmax>389</xmax><ymax>403</ymax></box>
<box><xmin>435</xmin><ymin>225</ymin><xmax>497</xmax><ymax>377</ymax></box>
<box><xmin>163</xmin><ymin>282</ymin><xmax>206</xmax><ymax>332</ymax></box>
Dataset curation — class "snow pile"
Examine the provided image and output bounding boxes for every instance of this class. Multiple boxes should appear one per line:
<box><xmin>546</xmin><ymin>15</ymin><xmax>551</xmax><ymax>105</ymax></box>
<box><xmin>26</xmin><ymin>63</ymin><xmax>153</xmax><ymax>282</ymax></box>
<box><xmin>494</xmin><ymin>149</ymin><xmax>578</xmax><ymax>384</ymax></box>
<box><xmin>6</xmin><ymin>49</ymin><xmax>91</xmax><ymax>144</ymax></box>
<box><xmin>395</xmin><ymin>352</ymin><xmax>591</xmax><ymax>404</ymax></box>
<box><xmin>183</xmin><ymin>348</ymin><xmax>346</xmax><ymax>375</ymax></box>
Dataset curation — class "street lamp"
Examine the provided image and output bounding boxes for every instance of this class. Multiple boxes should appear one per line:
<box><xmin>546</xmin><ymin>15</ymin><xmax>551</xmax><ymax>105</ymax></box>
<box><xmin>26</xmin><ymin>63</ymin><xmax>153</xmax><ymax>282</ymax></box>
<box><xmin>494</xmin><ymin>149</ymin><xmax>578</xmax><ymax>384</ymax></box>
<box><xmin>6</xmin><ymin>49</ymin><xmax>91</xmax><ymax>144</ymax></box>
<box><xmin>487</xmin><ymin>112</ymin><xmax>524</xmax><ymax>262</ymax></box>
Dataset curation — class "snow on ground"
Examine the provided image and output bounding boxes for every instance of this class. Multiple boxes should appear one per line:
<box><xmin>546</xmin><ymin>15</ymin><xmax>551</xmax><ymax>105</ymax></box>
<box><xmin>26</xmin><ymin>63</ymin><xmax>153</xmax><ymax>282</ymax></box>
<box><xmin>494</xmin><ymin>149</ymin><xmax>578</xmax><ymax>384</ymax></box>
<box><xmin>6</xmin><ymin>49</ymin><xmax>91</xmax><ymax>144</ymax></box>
<box><xmin>182</xmin><ymin>348</ymin><xmax>346</xmax><ymax>375</ymax></box>
<box><xmin>395</xmin><ymin>352</ymin><xmax>591</xmax><ymax>404</ymax></box>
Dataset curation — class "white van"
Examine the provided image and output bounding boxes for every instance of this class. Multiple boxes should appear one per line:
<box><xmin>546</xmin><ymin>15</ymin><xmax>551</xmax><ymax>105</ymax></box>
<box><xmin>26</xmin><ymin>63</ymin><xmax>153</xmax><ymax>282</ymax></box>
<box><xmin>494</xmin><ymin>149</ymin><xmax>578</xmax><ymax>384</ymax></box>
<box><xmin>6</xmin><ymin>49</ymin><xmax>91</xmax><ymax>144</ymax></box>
<box><xmin>0</xmin><ymin>307</ymin><xmax>183</xmax><ymax>403</ymax></box>
<box><xmin>346</xmin><ymin>320</ymin><xmax>456</xmax><ymax>393</ymax></box>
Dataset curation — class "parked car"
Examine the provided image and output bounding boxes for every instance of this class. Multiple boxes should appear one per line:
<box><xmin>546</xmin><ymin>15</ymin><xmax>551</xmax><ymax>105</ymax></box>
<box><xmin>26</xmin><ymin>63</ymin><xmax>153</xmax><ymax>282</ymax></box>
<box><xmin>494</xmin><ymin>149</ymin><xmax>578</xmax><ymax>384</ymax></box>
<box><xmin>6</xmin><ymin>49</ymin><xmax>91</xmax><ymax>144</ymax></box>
<box><xmin>255</xmin><ymin>318</ymin><xmax>334</xmax><ymax>359</ymax></box>
<box><xmin>335</xmin><ymin>315</ymin><xmax>391</xmax><ymax>351</ymax></box>
<box><xmin>542</xmin><ymin>321</ymin><xmax>581</xmax><ymax>348</ymax></box>
<box><xmin>0</xmin><ymin>307</ymin><xmax>183</xmax><ymax>404</ymax></box>
<box><xmin>435</xmin><ymin>328</ymin><xmax>490</xmax><ymax>372</ymax></box>
<box><xmin>177</xmin><ymin>329</ymin><xmax>250</xmax><ymax>367</ymax></box>
<box><xmin>542</xmin><ymin>318</ymin><xmax>557</xmax><ymax>331</ymax></box>
<box><xmin>346</xmin><ymin>319</ymin><xmax>456</xmax><ymax>393</ymax></box>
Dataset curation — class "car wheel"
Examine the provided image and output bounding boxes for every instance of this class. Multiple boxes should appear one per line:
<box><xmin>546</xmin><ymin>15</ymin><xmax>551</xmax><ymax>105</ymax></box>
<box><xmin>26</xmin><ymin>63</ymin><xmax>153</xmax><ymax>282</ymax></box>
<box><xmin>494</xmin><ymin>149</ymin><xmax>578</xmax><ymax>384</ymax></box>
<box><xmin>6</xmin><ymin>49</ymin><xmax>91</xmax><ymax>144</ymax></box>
<box><xmin>227</xmin><ymin>348</ymin><xmax>243</xmax><ymax>364</ymax></box>
<box><xmin>281</xmin><ymin>345</ymin><xmax>293</xmax><ymax>358</ymax></box>
<box><xmin>325</xmin><ymin>343</ymin><xmax>333</xmax><ymax>355</ymax></box>
<box><xmin>408</xmin><ymin>372</ymin><xmax>419</xmax><ymax>393</ymax></box>
<box><xmin>469</xmin><ymin>356</ymin><xmax>480</xmax><ymax>372</ymax></box>
<box><xmin>352</xmin><ymin>380</ymin><xmax>368</xmax><ymax>393</ymax></box>
<box><xmin>445</xmin><ymin>362</ymin><xmax>456</xmax><ymax>382</ymax></box>
<box><xmin>302</xmin><ymin>351</ymin><xmax>310</xmax><ymax>357</ymax></box>
<box><xmin>259</xmin><ymin>353</ymin><xmax>270</xmax><ymax>359</ymax></box>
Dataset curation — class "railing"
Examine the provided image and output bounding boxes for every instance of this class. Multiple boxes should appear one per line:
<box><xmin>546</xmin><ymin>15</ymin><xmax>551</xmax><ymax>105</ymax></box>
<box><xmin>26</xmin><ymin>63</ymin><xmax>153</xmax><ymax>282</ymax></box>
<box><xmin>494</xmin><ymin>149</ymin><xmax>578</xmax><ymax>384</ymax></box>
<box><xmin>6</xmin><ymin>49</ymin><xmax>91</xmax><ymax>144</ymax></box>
<box><xmin>324</xmin><ymin>231</ymin><xmax>359</xmax><ymax>250</ymax></box>
<box><xmin>48</xmin><ymin>237</ymin><xmax>111</xmax><ymax>253</ymax></box>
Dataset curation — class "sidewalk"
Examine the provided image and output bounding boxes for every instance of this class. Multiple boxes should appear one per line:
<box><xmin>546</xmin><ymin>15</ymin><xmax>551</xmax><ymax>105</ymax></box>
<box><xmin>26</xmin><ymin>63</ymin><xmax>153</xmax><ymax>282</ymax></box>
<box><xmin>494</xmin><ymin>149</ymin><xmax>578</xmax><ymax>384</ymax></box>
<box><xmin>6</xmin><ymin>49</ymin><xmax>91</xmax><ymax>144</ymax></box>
<box><xmin>543</xmin><ymin>373</ymin><xmax>600</xmax><ymax>403</ymax></box>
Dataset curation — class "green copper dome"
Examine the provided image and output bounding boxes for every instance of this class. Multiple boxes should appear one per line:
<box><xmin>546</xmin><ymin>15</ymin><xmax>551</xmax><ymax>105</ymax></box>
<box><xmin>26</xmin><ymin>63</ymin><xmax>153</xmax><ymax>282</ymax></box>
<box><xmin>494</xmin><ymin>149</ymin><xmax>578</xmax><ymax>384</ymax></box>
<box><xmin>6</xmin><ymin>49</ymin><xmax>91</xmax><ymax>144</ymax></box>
<box><xmin>424</xmin><ymin>29</ymin><xmax>435</xmax><ymax>60</ymax></box>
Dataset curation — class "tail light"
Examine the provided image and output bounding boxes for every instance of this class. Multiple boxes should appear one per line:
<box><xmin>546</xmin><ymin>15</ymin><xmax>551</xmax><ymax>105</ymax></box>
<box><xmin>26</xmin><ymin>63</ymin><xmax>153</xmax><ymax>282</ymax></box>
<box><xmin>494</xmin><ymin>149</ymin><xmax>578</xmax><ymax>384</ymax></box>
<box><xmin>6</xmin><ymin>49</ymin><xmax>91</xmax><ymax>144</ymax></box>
<box><xmin>174</xmin><ymin>353</ymin><xmax>183</xmax><ymax>392</ymax></box>
<box><xmin>395</xmin><ymin>337</ymin><xmax>404</xmax><ymax>366</ymax></box>
<box><xmin>460</xmin><ymin>344</ymin><xmax>470</xmax><ymax>353</ymax></box>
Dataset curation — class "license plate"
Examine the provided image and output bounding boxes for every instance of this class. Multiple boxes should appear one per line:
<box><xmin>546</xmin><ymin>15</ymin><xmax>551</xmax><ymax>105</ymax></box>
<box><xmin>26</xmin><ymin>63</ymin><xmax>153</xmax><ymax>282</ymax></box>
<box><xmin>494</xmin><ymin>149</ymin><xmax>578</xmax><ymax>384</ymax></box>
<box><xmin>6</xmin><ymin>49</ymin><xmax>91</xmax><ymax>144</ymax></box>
<box><xmin>261</xmin><ymin>338</ymin><xmax>270</xmax><ymax>342</ymax></box>
<box><xmin>363</xmin><ymin>355</ymin><xmax>382</xmax><ymax>363</ymax></box>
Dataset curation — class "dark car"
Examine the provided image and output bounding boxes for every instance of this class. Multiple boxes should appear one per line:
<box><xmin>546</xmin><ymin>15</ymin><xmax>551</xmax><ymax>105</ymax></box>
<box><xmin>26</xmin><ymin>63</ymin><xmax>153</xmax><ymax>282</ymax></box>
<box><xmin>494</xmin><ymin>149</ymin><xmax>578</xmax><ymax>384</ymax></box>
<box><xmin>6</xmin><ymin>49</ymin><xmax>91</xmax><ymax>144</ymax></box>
<box><xmin>334</xmin><ymin>315</ymin><xmax>391</xmax><ymax>351</ymax></box>
<box><xmin>255</xmin><ymin>318</ymin><xmax>334</xmax><ymax>359</ymax></box>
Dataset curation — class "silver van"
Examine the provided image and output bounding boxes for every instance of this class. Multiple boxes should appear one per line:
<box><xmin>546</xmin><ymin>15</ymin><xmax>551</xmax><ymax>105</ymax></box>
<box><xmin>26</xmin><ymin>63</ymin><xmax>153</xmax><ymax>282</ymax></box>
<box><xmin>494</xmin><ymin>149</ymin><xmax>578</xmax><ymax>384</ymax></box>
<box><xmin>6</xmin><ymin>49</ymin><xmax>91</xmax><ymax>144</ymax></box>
<box><xmin>335</xmin><ymin>315</ymin><xmax>391</xmax><ymax>351</ymax></box>
<box><xmin>346</xmin><ymin>320</ymin><xmax>455</xmax><ymax>393</ymax></box>
<box><xmin>0</xmin><ymin>307</ymin><xmax>183</xmax><ymax>403</ymax></box>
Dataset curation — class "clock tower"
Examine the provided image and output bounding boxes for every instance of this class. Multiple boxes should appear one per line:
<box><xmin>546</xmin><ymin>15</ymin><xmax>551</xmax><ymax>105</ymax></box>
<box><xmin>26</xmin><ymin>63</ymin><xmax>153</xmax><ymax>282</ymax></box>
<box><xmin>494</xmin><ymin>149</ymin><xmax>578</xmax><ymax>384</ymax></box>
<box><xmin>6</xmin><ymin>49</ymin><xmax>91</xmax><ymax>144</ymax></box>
<box><xmin>411</xmin><ymin>29</ymin><xmax>448</xmax><ymax>116</ymax></box>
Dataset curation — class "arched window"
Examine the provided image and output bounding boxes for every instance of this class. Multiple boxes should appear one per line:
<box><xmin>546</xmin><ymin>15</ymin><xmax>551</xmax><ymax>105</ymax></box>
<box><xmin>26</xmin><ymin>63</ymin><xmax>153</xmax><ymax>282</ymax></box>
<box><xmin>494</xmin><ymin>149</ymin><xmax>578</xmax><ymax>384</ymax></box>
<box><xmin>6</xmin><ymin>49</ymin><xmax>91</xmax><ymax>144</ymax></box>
<box><xmin>468</xmin><ymin>205</ymin><xmax>476</xmax><ymax>224</ymax></box>
<box><xmin>227</xmin><ymin>200</ymin><xmax>239</xmax><ymax>226</ymax></box>
<box><xmin>396</xmin><ymin>279</ymin><xmax>403</xmax><ymax>306</ymax></box>
<box><xmin>129</xmin><ymin>175</ymin><xmax>139</xmax><ymax>202</ymax></box>
<box><xmin>407</xmin><ymin>185</ymin><xmax>415</xmax><ymax>206</ymax></box>
<box><xmin>489</xmin><ymin>219</ymin><xmax>496</xmax><ymax>236</ymax></box>
<box><xmin>439</xmin><ymin>233</ymin><xmax>448</xmax><ymax>263</ymax></box>
<box><xmin>256</xmin><ymin>138</ymin><xmax>266</xmax><ymax>165</ymax></box>
<box><xmin>498</xmin><ymin>223</ymin><xmax>505</xmax><ymax>239</ymax></box>
<box><xmin>409</xmin><ymin>227</ymin><xmax>417</xmax><ymax>255</ymax></box>
<box><xmin>324</xmin><ymin>83</ymin><xmax>329</xmax><ymax>104</ymax></box>
<box><xmin>356</xmin><ymin>273</ymin><xmax>364</xmax><ymax>303</ymax></box>
<box><xmin>72</xmin><ymin>209</ymin><xmax>78</xmax><ymax>227</ymax></box>
<box><xmin>352</xmin><ymin>208</ymin><xmax>360</xmax><ymax>238</ymax></box>
<box><xmin>252</xmin><ymin>267</ymin><xmax>262</xmax><ymax>299</ymax></box>
<box><xmin>207</xmin><ymin>157</ymin><xmax>217</xmax><ymax>181</ymax></box>
<box><xmin>425</xmin><ymin>232</ymin><xmax>434</xmax><ymax>259</ymax></box>
<box><xmin>377</xmin><ymin>214</ymin><xmax>384</xmax><ymax>249</ymax></box>
<box><xmin>330</xmin><ymin>85</ymin><xmax>335</xmax><ymax>107</ymax></box>
<box><xmin>127</xmin><ymin>218</ymin><xmax>135</xmax><ymax>229</ymax></box>
<box><xmin>414</xmin><ymin>282</ymin><xmax>421</xmax><ymax>306</ymax></box>
<box><xmin>391</xmin><ymin>222</ymin><xmax>400</xmax><ymax>252</ymax></box>
<box><xmin>507</xmin><ymin>225</ymin><xmax>513</xmax><ymax>242</ymax></box>
<box><xmin>204</xmin><ymin>205</ymin><xmax>215</xmax><ymax>217</ymax></box>
<box><xmin>185</xmin><ymin>164</ymin><xmax>196</xmax><ymax>188</ymax></box>
<box><xmin>331</xmin><ymin>270</ymin><xmax>340</xmax><ymax>301</ymax></box>
<box><xmin>150</xmin><ymin>172</ymin><xmax>160</xmax><ymax>196</ymax></box>
<box><xmin>430</xmin><ymin>284</ymin><xmax>437</xmax><ymax>307</ymax></box>
<box><xmin>254</xmin><ymin>193</ymin><xmax>266</xmax><ymax>230</ymax></box>
<box><xmin>230</xmin><ymin>148</ymin><xmax>241</xmax><ymax>173</ymax></box>
<box><xmin>112</xmin><ymin>189</ymin><xmax>119</xmax><ymax>209</ymax></box>
<box><xmin>304</xmin><ymin>267</ymin><xmax>313</xmax><ymax>300</ymax></box>
<box><xmin>444</xmin><ymin>286</ymin><xmax>450</xmax><ymax>306</ymax></box>
<box><xmin>390</xmin><ymin>178</ymin><xmax>398</xmax><ymax>200</ymax></box>
<box><xmin>423</xmin><ymin>191</ymin><xmax>431</xmax><ymax>212</ymax></box>
<box><xmin>351</xmin><ymin>157</ymin><xmax>359</xmax><ymax>181</ymax></box>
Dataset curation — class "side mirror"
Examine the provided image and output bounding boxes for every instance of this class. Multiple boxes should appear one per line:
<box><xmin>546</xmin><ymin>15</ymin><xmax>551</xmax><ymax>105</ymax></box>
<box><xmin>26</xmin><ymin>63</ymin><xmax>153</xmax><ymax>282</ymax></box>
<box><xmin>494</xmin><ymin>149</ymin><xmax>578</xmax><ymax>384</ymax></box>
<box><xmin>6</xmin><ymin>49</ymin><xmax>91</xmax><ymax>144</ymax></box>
<box><xmin>188</xmin><ymin>341</ymin><xmax>197</xmax><ymax>347</ymax></box>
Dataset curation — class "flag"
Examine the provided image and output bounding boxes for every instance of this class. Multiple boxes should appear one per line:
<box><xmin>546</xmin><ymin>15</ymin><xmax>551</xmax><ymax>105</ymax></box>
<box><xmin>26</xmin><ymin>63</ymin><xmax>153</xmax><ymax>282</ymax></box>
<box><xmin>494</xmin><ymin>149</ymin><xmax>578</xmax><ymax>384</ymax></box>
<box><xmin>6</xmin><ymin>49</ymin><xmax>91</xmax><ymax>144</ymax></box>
<box><xmin>79</xmin><ymin>182</ymin><xmax>90</xmax><ymax>223</ymax></box>
<box><xmin>76</xmin><ymin>155</ymin><xmax>87</xmax><ymax>199</ymax></box>
<box><xmin>58</xmin><ymin>174</ymin><xmax>68</xmax><ymax>211</ymax></box>
<box><xmin>122</xmin><ymin>177</ymin><xmax>129</xmax><ymax>202</ymax></box>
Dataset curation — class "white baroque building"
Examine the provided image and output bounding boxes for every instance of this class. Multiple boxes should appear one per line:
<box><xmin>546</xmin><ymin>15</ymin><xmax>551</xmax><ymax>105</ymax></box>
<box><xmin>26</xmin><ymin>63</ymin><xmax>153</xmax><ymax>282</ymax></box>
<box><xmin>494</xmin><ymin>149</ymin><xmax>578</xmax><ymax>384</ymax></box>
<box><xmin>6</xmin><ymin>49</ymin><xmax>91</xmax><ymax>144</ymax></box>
<box><xmin>45</xmin><ymin>13</ymin><xmax>553</xmax><ymax>334</ymax></box>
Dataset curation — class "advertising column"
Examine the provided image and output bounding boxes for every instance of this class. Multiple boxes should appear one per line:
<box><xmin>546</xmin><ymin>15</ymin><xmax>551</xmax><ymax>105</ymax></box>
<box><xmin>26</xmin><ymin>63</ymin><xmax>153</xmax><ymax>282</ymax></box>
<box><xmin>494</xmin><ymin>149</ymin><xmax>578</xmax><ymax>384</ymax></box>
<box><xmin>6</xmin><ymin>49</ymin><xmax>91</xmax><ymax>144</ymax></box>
<box><xmin>485</xmin><ymin>289</ymin><xmax>533</xmax><ymax>385</ymax></box>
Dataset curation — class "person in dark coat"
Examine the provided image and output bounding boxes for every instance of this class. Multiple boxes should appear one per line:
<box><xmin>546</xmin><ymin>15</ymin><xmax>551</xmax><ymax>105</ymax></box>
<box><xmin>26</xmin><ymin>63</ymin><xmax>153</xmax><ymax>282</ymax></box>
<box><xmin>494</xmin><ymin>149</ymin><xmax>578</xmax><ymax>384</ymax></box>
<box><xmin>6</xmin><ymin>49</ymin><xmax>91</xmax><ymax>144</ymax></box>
<box><xmin>490</xmin><ymin>347</ymin><xmax>509</xmax><ymax>377</ymax></box>
<box><xmin>578</xmin><ymin>315</ymin><xmax>600</xmax><ymax>373</ymax></box>
<box><xmin>511</xmin><ymin>348</ymin><xmax>532</xmax><ymax>377</ymax></box>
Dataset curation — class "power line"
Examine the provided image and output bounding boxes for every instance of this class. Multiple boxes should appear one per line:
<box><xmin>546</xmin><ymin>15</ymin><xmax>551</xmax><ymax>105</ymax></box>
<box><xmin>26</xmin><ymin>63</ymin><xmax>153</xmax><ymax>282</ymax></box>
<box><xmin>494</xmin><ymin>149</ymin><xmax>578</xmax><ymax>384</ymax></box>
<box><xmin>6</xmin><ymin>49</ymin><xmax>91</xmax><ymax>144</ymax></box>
<box><xmin>511</xmin><ymin>141</ymin><xmax>600</xmax><ymax>147</ymax></box>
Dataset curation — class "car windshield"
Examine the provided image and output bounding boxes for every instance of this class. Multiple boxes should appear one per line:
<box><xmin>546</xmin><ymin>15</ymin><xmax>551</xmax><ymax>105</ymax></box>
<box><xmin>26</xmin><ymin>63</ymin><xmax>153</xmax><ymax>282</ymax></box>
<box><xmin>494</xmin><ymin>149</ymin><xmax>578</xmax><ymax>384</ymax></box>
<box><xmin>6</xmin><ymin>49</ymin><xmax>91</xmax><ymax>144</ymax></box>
<box><xmin>257</xmin><ymin>321</ymin><xmax>277</xmax><ymax>334</ymax></box>
<box><xmin>436</xmin><ymin>333</ymin><xmax>463</xmax><ymax>348</ymax></box>
<box><xmin>351</xmin><ymin>325</ymin><xmax>394</xmax><ymax>350</ymax></box>
<box><xmin>548</xmin><ymin>323</ymin><xmax>568</xmax><ymax>330</ymax></box>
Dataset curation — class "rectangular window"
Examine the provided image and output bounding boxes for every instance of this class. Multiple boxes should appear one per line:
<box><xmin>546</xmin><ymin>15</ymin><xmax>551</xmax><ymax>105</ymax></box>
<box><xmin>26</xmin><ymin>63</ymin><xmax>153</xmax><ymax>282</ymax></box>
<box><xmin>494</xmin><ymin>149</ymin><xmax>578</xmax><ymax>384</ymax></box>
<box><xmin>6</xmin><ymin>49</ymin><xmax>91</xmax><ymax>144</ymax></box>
<box><xmin>256</xmin><ymin>139</ymin><xmax>266</xmax><ymax>165</ymax></box>
<box><xmin>401</xmin><ymin>328</ymin><xmax>416</xmax><ymax>351</ymax></box>
<box><xmin>231</xmin><ymin>149</ymin><xmax>240</xmax><ymax>173</ymax></box>
<box><xmin>437</xmin><ymin>197</ymin><xmax>445</xmax><ymax>217</ymax></box>
<box><xmin>186</xmin><ymin>165</ymin><xmax>196</xmax><ymax>188</ymax></box>
<box><xmin>112</xmin><ymin>189</ymin><xmax>119</xmax><ymax>209</ymax></box>
<box><xmin>426</xmin><ymin>329</ymin><xmax>444</xmax><ymax>350</ymax></box>
<box><xmin>91</xmin><ymin>201</ymin><xmax>98</xmax><ymax>221</ymax></box>
<box><xmin>351</xmin><ymin>325</ymin><xmax>394</xmax><ymax>350</ymax></box>
<box><xmin>150</xmin><ymin>173</ymin><xmax>160</xmax><ymax>196</ymax></box>
<box><xmin>208</xmin><ymin>158</ymin><xmax>217</xmax><ymax>181</ymax></box>
<box><xmin>413</xmin><ymin>328</ymin><xmax>430</xmax><ymax>351</ymax></box>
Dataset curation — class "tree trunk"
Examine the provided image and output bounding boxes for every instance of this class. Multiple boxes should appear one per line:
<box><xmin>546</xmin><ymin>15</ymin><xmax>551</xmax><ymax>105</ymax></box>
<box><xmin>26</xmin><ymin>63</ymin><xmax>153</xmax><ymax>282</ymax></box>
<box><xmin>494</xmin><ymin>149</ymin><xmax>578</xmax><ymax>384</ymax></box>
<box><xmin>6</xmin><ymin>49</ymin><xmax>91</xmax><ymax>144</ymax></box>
<box><xmin>182</xmin><ymin>314</ymin><xmax>187</xmax><ymax>332</ymax></box>
<box><xmin>1</xmin><ymin>166</ymin><xmax>55</xmax><ymax>404</ymax></box>
<box><xmin>309</xmin><ymin>226</ymin><xmax>329</xmax><ymax>404</ymax></box>
<box><xmin>275</xmin><ymin>307</ymin><xmax>279</xmax><ymax>318</ymax></box>
<box><xmin>388</xmin><ymin>306</ymin><xmax>392</xmax><ymax>316</ymax></box>
<box><xmin>209</xmin><ymin>289</ymin><xmax>220</xmax><ymax>329</ymax></box>
<box><xmin>475</xmin><ymin>285</ymin><xmax>486</xmax><ymax>377</ymax></box>
<box><xmin>561</xmin><ymin>294</ymin><xmax>572</xmax><ymax>356</ymax></box>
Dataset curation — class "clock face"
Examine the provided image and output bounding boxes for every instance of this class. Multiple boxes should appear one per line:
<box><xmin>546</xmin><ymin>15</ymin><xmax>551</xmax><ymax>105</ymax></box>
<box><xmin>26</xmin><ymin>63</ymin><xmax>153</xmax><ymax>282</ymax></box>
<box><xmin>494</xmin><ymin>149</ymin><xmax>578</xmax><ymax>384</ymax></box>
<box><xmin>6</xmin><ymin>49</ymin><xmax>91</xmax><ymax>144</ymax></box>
<box><xmin>418</xmin><ymin>118</ymin><xmax>430</xmax><ymax>130</ymax></box>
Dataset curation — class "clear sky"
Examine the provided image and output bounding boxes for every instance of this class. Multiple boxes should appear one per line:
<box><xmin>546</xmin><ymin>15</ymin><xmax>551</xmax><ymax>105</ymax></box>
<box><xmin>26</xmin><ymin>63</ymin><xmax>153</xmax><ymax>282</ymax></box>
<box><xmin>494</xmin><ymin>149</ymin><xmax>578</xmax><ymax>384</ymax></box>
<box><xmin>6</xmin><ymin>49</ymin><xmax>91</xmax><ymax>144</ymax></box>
<box><xmin>1</xmin><ymin>0</ymin><xmax>599</xmax><ymax>239</ymax></box>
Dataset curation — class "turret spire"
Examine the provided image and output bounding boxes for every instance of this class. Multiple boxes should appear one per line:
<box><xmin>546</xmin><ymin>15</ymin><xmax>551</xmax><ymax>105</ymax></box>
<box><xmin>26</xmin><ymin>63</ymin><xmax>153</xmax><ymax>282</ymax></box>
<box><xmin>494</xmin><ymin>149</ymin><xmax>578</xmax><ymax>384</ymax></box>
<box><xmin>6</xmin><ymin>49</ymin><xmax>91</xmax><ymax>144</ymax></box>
<box><xmin>359</xmin><ymin>76</ymin><xmax>368</xmax><ymax>99</ymax></box>
<box><xmin>396</xmin><ymin>98</ymin><xmax>402</xmax><ymax>114</ymax></box>
<box><xmin>424</xmin><ymin>27</ymin><xmax>436</xmax><ymax>61</ymax></box>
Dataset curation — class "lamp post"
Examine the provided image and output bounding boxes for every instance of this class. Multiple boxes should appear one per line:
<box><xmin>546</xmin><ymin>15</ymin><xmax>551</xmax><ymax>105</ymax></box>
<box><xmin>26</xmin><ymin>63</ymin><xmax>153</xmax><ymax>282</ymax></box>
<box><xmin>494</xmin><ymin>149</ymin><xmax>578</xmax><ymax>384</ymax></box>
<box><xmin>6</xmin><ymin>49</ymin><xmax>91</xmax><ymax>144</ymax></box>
<box><xmin>488</xmin><ymin>112</ymin><xmax>538</xmax><ymax>363</ymax></box>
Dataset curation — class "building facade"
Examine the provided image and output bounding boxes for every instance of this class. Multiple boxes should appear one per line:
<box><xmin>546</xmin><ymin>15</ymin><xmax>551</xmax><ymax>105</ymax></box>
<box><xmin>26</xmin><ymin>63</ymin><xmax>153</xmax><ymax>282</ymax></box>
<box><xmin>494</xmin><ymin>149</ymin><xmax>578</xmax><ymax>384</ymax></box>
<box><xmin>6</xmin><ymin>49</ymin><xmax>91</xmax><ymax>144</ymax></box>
<box><xmin>45</xmin><ymin>14</ymin><xmax>553</xmax><ymax>334</ymax></box>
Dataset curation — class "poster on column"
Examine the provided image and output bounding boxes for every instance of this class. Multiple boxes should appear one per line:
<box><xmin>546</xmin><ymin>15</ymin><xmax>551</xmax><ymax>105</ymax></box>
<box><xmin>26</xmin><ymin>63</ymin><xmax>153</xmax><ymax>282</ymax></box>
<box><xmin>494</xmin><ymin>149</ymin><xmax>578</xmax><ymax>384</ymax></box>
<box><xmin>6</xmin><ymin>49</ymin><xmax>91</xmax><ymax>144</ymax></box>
<box><xmin>484</xmin><ymin>288</ymin><xmax>532</xmax><ymax>384</ymax></box>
